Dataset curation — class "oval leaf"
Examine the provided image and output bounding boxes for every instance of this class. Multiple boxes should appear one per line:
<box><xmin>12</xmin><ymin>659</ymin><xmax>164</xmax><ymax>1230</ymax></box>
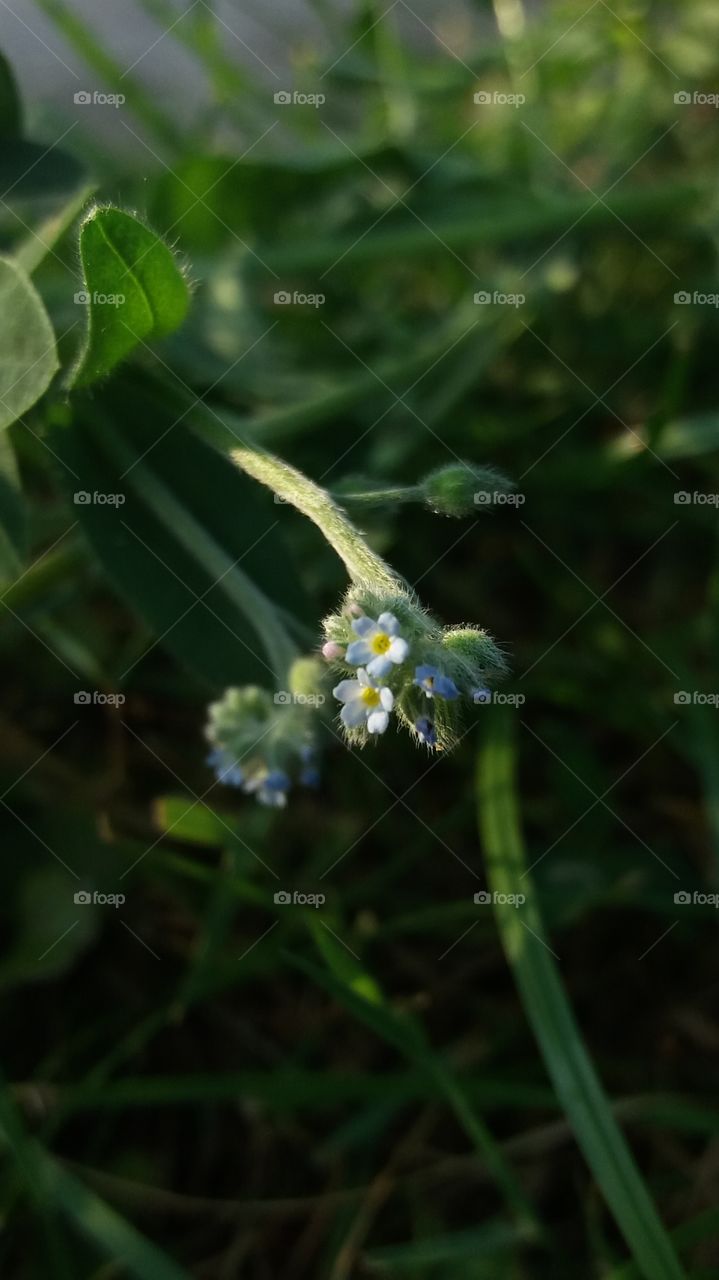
<box><xmin>0</xmin><ymin>255</ymin><xmax>58</xmax><ymax>431</ymax></box>
<box><xmin>71</xmin><ymin>206</ymin><xmax>189</xmax><ymax>388</ymax></box>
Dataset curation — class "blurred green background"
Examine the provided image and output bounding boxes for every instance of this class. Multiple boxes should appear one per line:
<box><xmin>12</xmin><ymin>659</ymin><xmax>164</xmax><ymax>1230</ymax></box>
<box><xmin>2</xmin><ymin>0</ymin><xmax>719</xmax><ymax>1276</ymax></box>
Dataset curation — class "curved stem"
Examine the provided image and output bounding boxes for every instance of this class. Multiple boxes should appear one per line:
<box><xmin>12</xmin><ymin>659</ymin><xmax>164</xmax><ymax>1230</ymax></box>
<box><xmin>231</xmin><ymin>446</ymin><xmax>405</xmax><ymax>594</ymax></box>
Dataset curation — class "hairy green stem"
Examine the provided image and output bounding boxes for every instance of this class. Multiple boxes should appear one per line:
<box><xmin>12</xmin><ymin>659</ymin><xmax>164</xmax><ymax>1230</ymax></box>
<box><xmin>231</xmin><ymin>446</ymin><xmax>405</xmax><ymax>594</ymax></box>
<box><xmin>331</xmin><ymin>485</ymin><xmax>421</xmax><ymax>508</ymax></box>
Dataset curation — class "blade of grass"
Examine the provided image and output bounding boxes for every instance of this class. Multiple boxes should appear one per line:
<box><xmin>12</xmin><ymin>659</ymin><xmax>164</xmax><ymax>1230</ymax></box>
<box><xmin>30</xmin><ymin>0</ymin><xmax>178</xmax><ymax>148</ymax></box>
<box><xmin>286</xmin><ymin>950</ymin><xmax>541</xmax><ymax>1237</ymax></box>
<box><xmin>0</xmin><ymin>1084</ymin><xmax>191</xmax><ymax>1280</ymax></box>
<box><xmin>13</xmin><ymin>183</ymin><xmax>95</xmax><ymax>275</ymax></box>
<box><xmin>250</xmin><ymin>184</ymin><xmax>698</xmax><ymax>274</ymax></box>
<box><xmin>607</xmin><ymin>1209</ymin><xmax>719</xmax><ymax>1279</ymax></box>
<box><xmin>364</xmin><ymin>1220</ymin><xmax>533</xmax><ymax>1273</ymax></box>
<box><xmin>477</xmin><ymin>708</ymin><xmax>686</xmax><ymax>1280</ymax></box>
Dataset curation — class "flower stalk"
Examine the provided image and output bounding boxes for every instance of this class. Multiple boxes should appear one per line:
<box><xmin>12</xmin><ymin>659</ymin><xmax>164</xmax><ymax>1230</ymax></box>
<box><xmin>230</xmin><ymin>445</ymin><xmax>405</xmax><ymax>595</ymax></box>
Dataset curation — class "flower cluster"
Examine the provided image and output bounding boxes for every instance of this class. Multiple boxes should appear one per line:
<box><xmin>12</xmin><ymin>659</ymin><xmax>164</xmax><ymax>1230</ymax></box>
<box><xmin>322</xmin><ymin>587</ymin><xmax>507</xmax><ymax>751</ymax></box>
<box><xmin>205</xmin><ymin>662</ymin><xmax>325</xmax><ymax>807</ymax></box>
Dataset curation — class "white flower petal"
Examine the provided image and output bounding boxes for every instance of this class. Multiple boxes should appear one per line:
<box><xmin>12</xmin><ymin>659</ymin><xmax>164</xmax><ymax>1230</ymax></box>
<box><xmin>380</xmin><ymin>686</ymin><xmax>394</xmax><ymax>711</ymax></box>
<box><xmin>366</xmin><ymin>709</ymin><xmax>389</xmax><ymax>734</ymax></box>
<box><xmin>388</xmin><ymin>637</ymin><xmax>408</xmax><ymax>664</ymax></box>
<box><xmin>357</xmin><ymin>667</ymin><xmax>372</xmax><ymax>687</ymax></box>
<box><xmin>341</xmin><ymin>700</ymin><xmax>366</xmax><ymax>728</ymax></box>
<box><xmin>333</xmin><ymin>679</ymin><xmax>360</xmax><ymax>702</ymax></box>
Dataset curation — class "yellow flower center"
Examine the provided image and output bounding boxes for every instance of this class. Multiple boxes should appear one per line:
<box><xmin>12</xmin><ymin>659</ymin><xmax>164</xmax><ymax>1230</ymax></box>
<box><xmin>361</xmin><ymin>687</ymin><xmax>381</xmax><ymax>708</ymax></box>
<box><xmin>371</xmin><ymin>632</ymin><xmax>391</xmax><ymax>655</ymax></box>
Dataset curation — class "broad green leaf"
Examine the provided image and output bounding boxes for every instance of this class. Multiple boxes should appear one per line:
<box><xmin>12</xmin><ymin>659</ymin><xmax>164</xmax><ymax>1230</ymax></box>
<box><xmin>0</xmin><ymin>432</ymin><xmax>26</xmax><ymax>581</ymax></box>
<box><xmin>0</xmin><ymin>51</ymin><xmax>21</xmax><ymax>138</ymax></box>
<box><xmin>0</xmin><ymin>255</ymin><xmax>58</xmax><ymax>431</ymax></box>
<box><xmin>477</xmin><ymin>710</ymin><xmax>685</xmax><ymax>1280</ymax></box>
<box><xmin>57</xmin><ymin>382</ymin><xmax>307</xmax><ymax>687</ymax></box>
<box><xmin>71</xmin><ymin>206</ymin><xmax>189</xmax><ymax>388</ymax></box>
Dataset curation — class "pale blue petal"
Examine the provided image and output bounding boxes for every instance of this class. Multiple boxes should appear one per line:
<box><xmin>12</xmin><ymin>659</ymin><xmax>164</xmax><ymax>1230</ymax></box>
<box><xmin>333</xmin><ymin>679</ymin><xmax>360</xmax><ymax>703</ymax></box>
<box><xmin>352</xmin><ymin>615</ymin><xmax>376</xmax><ymax>637</ymax></box>
<box><xmin>366</xmin><ymin>654</ymin><xmax>392</xmax><ymax>678</ymax></box>
<box><xmin>377</xmin><ymin>611</ymin><xmax>399</xmax><ymax>635</ymax></box>
<box><xmin>346</xmin><ymin>638</ymin><xmax>372</xmax><ymax>665</ymax></box>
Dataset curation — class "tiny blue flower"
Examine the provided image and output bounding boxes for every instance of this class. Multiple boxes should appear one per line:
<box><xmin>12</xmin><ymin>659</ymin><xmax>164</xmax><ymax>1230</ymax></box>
<box><xmin>415</xmin><ymin>716</ymin><xmax>437</xmax><ymax>746</ymax></box>
<box><xmin>207</xmin><ymin>748</ymin><xmax>245</xmax><ymax>787</ymax></box>
<box><xmin>300</xmin><ymin>764</ymin><xmax>321</xmax><ymax>788</ymax></box>
<box><xmin>472</xmin><ymin>686</ymin><xmax>492</xmax><ymax>705</ymax></box>
<box><xmin>333</xmin><ymin>668</ymin><xmax>394</xmax><ymax>734</ymax></box>
<box><xmin>244</xmin><ymin>767</ymin><xmax>291</xmax><ymax>808</ymax></box>
<box><xmin>346</xmin><ymin>611</ymin><xmax>409</xmax><ymax>678</ymax></box>
<box><xmin>414</xmin><ymin>664</ymin><xmax>459</xmax><ymax>700</ymax></box>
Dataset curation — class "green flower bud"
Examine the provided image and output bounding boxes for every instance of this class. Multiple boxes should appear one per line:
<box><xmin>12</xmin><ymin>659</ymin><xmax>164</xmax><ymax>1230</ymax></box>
<box><xmin>288</xmin><ymin>656</ymin><xmax>326</xmax><ymax>699</ymax></box>
<box><xmin>421</xmin><ymin>462</ymin><xmax>515</xmax><ymax>518</ymax></box>
<box><xmin>207</xmin><ymin>685</ymin><xmax>272</xmax><ymax>743</ymax></box>
<box><xmin>441</xmin><ymin>626</ymin><xmax>508</xmax><ymax>684</ymax></box>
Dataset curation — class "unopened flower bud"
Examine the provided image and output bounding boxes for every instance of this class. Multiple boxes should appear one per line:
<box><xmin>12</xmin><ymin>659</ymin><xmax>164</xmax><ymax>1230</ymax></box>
<box><xmin>322</xmin><ymin>640</ymin><xmax>345</xmax><ymax>661</ymax></box>
<box><xmin>422</xmin><ymin>462</ymin><xmax>514</xmax><ymax>517</ymax></box>
<box><xmin>289</xmin><ymin>656</ymin><xmax>326</xmax><ymax>699</ymax></box>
